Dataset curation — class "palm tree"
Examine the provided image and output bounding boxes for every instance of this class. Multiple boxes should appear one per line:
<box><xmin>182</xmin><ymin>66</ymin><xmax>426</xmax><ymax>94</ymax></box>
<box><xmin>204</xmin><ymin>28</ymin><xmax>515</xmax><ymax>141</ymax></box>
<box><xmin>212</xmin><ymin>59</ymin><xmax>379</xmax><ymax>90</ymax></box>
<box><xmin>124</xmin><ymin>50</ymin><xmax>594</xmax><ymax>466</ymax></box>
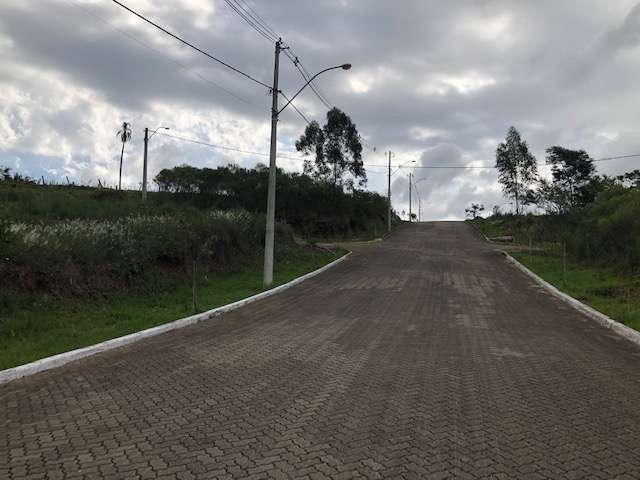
<box><xmin>116</xmin><ymin>122</ymin><xmax>132</xmax><ymax>190</ymax></box>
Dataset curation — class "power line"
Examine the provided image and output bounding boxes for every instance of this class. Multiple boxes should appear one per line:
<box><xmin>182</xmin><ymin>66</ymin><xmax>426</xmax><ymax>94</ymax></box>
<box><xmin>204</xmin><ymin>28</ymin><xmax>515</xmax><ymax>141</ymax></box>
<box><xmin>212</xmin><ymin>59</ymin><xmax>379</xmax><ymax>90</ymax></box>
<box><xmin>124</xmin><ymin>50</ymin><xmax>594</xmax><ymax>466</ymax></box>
<box><xmin>591</xmin><ymin>153</ymin><xmax>640</xmax><ymax>163</ymax></box>
<box><xmin>235</xmin><ymin>0</ymin><xmax>280</xmax><ymax>39</ymax></box>
<box><xmin>223</xmin><ymin>0</ymin><xmax>278</xmax><ymax>43</ymax></box>
<box><xmin>157</xmin><ymin>131</ymin><xmax>303</xmax><ymax>160</ymax></box>
<box><xmin>110</xmin><ymin>0</ymin><xmax>272</xmax><ymax>90</ymax></box>
<box><xmin>285</xmin><ymin>52</ymin><xmax>333</xmax><ymax>110</ymax></box>
<box><xmin>279</xmin><ymin>91</ymin><xmax>311</xmax><ymax>124</ymax></box>
<box><xmin>68</xmin><ymin>0</ymin><xmax>264</xmax><ymax>111</ymax></box>
<box><xmin>220</xmin><ymin>1</ymin><xmax>315</xmax><ymax>125</ymax></box>
<box><xmin>297</xmin><ymin>59</ymin><xmax>333</xmax><ymax>108</ymax></box>
<box><xmin>363</xmin><ymin>153</ymin><xmax>640</xmax><ymax>170</ymax></box>
<box><xmin>155</xmin><ymin>132</ymin><xmax>640</xmax><ymax>176</ymax></box>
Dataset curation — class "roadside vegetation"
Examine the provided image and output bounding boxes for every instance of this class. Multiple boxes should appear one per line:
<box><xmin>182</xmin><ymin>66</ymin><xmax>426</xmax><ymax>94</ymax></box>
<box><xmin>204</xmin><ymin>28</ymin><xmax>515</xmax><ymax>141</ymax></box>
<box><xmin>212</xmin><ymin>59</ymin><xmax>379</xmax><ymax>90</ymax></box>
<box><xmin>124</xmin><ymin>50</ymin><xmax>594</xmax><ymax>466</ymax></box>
<box><xmin>0</xmin><ymin>161</ymin><xmax>391</xmax><ymax>369</ymax></box>
<box><xmin>467</xmin><ymin>126</ymin><xmax>640</xmax><ymax>332</ymax></box>
<box><xmin>0</xmin><ymin>245</ymin><xmax>343</xmax><ymax>370</ymax></box>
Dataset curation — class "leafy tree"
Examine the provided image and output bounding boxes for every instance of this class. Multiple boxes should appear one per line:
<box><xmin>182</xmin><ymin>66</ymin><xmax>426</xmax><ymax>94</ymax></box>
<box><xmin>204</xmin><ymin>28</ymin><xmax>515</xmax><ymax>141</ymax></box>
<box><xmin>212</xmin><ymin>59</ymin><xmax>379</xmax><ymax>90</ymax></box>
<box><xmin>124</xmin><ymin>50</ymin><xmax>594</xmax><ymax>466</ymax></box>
<box><xmin>616</xmin><ymin>169</ymin><xmax>640</xmax><ymax>188</ymax></box>
<box><xmin>545</xmin><ymin>146</ymin><xmax>595</xmax><ymax>209</ymax></box>
<box><xmin>535</xmin><ymin>178</ymin><xmax>566</xmax><ymax>214</ymax></box>
<box><xmin>116</xmin><ymin>122</ymin><xmax>132</xmax><ymax>190</ymax></box>
<box><xmin>295</xmin><ymin>107</ymin><xmax>366</xmax><ymax>188</ymax></box>
<box><xmin>153</xmin><ymin>163</ymin><xmax>389</xmax><ymax>238</ymax></box>
<box><xmin>465</xmin><ymin>203</ymin><xmax>485</xmax><ymax>219</ymax></box>
<box><xmin>495</xmin><ymin>127</ymin><xmax>538</xmax><ymax>215</ymax></box>
<box><xmin>1</xmin><ymin>166</ymin><xmax>11</xmax><ymax>182</ymax></box>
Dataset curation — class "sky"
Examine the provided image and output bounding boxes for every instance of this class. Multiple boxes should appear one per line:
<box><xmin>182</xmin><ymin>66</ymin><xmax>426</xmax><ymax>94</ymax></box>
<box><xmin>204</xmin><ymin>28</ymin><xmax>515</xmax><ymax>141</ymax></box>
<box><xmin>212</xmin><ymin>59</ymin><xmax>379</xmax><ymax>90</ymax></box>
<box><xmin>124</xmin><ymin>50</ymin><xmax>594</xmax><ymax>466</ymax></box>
<box><xmin>1</xmin><ymin>0</ymin><xmax>640</xmax><ymax>220</ymax></box>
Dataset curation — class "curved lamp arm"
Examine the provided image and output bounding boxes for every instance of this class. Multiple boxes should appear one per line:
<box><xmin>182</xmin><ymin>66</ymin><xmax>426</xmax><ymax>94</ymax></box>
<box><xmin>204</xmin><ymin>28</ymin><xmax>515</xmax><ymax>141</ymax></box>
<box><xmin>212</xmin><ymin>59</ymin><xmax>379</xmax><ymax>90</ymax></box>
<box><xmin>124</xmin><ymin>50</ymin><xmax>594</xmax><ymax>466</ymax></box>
<box><xmin>278</xmin><ymin>64</ymin><xmax>351</xmax><ymax>115</ymax></box>
<box><xmin>391</xmin><ymin>160</ymin><xmax>415</xmax><ymax>177</ymax></box>
<box><xmin>149</xmin><ymin>126</ymin><xmax>170</xmax><ymax>139</ymax></box>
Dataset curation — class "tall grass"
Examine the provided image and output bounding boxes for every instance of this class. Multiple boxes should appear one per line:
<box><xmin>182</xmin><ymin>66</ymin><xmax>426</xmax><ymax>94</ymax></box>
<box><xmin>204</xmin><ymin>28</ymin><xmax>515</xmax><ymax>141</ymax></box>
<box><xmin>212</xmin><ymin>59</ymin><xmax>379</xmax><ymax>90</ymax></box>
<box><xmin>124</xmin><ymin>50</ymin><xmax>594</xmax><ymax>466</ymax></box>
<box><xmin>0</xmin><ymin>209</ymin><xmax>290</xmax><ymax>295</ymax></box>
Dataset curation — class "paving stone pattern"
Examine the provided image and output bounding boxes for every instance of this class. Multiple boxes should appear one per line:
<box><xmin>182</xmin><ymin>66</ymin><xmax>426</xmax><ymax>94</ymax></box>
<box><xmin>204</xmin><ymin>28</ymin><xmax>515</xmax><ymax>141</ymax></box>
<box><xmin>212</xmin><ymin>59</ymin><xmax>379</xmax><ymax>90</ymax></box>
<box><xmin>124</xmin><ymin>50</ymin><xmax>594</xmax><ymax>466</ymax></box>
<box><xmin>2</xmin><ymin>222</ymin><xmax>640</xmax><ymax>479</ymax></box>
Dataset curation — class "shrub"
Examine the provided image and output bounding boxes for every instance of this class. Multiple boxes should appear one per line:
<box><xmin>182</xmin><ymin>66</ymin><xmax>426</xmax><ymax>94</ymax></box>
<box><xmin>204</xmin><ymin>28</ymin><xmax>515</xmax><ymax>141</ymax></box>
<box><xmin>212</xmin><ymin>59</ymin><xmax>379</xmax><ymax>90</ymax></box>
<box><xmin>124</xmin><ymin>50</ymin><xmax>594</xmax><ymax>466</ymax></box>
<box><xmin>0</xmin><ymin>210</ymin><xmax>285</xmax><ymax>294</ymax></box>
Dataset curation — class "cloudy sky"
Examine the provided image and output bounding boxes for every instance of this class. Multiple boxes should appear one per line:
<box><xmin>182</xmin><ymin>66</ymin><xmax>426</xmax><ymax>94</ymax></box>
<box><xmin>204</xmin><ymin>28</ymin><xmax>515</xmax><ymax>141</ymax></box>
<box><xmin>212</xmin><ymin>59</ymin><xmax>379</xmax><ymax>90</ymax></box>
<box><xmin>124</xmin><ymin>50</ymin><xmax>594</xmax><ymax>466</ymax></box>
<box><xmin>2</xmin><ymin>0</ymin><xmax>640</xmax><ymax>220</ymax></box>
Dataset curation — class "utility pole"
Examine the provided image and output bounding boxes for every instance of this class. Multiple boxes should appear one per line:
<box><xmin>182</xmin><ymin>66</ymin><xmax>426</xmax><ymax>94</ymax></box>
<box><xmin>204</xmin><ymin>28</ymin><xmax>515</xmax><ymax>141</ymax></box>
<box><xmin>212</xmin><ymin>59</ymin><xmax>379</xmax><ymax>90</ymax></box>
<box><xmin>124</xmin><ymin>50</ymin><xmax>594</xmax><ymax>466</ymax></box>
<box><xmin>409</xmin><ymin>172</ymin><xmax>412</xmax><ymax>222</ymax></box>
<box><xmin>263</xmin><ymin>39</ymin><xmax>282</xmax><ymax>288</ymax></box>
<box><xmin>387</xmin><ymin>151</ymin><xmax>394</xmax><ymax>233</ymax></box>
<box><xmin>142</xmin><ymin>127</ymin><xmax>149</xmax><ymax>201</ymax></box>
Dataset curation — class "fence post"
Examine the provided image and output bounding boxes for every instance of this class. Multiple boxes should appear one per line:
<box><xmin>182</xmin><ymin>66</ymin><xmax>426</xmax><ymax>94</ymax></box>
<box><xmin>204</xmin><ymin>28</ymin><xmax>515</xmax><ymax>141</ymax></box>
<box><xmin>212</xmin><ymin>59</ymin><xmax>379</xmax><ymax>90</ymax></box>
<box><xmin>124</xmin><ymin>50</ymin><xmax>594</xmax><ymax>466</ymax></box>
<box><xmin>562</xmin><ymin>241</ymin><xmax>567</xmax><ymax>285</ymax></box>
<box><xmin>192</xmin><ymin>258</ymin><xmax>199</xmax><ymax>313</ymax></box>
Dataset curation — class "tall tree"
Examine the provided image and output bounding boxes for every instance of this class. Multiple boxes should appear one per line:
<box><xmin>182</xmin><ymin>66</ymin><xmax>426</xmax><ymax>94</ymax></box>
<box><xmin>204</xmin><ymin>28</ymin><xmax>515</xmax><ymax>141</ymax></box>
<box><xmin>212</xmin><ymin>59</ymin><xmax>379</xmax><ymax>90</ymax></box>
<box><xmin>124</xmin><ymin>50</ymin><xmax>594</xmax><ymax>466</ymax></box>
<box><xmin>116</xmin><ymin>122</ymin><xmax>132</xmax><ymax>190</ymax></box>
<box><xmin>495</xmin><ymin>126</ymin><xmax>538</xmax><ymax>215</ymax></box>
<box><xmin>295</xmin><ymin>107</ymin><xmax>366</xmax><ymax>188</ymax></box>
<box><xmin>545</xmin><ymin>146</ymin><xmax>596</xmax><ymax>210</ymax></box>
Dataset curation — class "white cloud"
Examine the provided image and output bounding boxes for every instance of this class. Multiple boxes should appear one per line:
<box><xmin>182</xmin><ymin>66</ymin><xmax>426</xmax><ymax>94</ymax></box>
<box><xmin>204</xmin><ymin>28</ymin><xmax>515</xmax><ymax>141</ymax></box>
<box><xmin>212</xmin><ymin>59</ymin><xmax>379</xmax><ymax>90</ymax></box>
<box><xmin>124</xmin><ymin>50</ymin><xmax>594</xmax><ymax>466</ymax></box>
<box><xmin>2</xmin><ymin>0</ymin><xmax>640</xmax><ymax>218</ymax></box>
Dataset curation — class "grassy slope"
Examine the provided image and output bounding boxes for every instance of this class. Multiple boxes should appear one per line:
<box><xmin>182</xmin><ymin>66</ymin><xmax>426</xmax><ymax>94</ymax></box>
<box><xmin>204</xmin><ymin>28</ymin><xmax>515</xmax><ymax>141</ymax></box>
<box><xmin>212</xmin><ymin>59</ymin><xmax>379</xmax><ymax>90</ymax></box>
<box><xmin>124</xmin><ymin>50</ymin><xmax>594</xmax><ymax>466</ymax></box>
<box><xmin>511</xmin><ymin>251</ymin><xmax>640</xmax><ymax>332</ymax></box>
<box><xmin>469</xmin><ymin>218</ymin><xmax>640</xmax><ymax>332</ymax></box>
<box><xmin>0</xmin><ymin>246</ymin><xmax>345</xmax><ymax>371</ymax></box>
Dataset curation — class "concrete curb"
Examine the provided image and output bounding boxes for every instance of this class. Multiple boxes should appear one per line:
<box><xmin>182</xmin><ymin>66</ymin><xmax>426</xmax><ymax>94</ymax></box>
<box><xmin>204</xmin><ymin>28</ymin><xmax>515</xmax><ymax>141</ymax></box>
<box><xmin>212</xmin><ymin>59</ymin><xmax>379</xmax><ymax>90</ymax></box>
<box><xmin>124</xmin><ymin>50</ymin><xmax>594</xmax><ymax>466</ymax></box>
<box><xmin>502</xmin><ymin>251</ymin><xmax>640</xmax><ymax>348</ymax></box>
<box><xmin>0</xmin><ymin>251</ymin><xmax>352</xmax><ymax>386</ymax></box>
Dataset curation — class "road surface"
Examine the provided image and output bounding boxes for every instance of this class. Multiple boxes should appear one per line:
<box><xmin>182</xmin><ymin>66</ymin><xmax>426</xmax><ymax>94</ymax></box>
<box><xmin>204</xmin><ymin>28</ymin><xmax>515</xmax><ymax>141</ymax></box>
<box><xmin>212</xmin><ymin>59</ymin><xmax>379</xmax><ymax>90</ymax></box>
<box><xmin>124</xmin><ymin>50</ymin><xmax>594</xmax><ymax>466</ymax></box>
<box><xmin>2</xmin><ymin>222</ymin><xmax>640</xmax><ymax>479</ymax></box>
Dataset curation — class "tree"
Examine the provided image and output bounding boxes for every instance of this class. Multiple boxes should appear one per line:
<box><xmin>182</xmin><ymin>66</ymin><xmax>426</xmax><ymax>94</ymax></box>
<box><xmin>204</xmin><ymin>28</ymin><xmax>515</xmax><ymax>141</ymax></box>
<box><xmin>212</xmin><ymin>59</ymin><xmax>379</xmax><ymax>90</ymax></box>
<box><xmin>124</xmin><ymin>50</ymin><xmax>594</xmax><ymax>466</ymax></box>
<box><xmin>545</xmin><ymin>146</ymin><xmax>595</xmax><ymax>209</ymax></box>
<box><xmin>465</xmin><ymin>203</ymin><xmax>485</xmax><ymax>219</ymax></box>
<box><xmin>1</xmin><ymin>166</ymin><xmax>10</xmax><ymax>182</ymax></box>
<box><xmin>295</xmin><ymin>107</ymin><xmax>366</xmax><ymax>187</ymax></box>
<box><xmin>535</xmin><ymin>178</ymin><xmax>566</xmax><ymax>214</ymax></box>
<box><xmin>495</xmin><ymin>127</ymin><xmax>538</xmax><ymax>215</ymax></box>
<box><xmin>116</xmin><ymin>122</ymin><xmax>132</xmax><ymax>190</ymax></box>
<box><xmin>616</xmin><ymin>169</ymin><xmax>640</xmax><ymax>188</ymax></box>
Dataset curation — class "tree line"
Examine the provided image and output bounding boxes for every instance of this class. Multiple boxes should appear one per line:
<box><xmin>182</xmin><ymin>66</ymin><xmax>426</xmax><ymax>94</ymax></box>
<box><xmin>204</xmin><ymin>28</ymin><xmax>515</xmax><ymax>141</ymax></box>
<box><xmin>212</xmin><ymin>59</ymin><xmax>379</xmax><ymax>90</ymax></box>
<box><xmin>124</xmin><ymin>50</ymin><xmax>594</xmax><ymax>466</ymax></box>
<box><xmin>154</xmin><ymin>163</ymin><xmax>388</xmax><ymax>238</ymax></box>
<box><xmin>482</xmin><ymin>126</ymin><xmax>640</xmax><ymax>272</ymax></box>
<box><xmin>493</xmin><ymin>126</ymin><xmax>638</xmax><ymax>215</ymax></box>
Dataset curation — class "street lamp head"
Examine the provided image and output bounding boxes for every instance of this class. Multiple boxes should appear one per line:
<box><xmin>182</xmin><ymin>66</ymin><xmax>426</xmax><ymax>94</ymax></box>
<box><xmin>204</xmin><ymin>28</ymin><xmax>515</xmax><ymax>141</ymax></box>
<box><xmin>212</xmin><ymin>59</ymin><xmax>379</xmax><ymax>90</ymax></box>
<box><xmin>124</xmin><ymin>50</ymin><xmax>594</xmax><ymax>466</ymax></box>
<box><xmin>341</xmin><ymin>63</ymin><xmax>352</xmax><ymax>70</ymax></box>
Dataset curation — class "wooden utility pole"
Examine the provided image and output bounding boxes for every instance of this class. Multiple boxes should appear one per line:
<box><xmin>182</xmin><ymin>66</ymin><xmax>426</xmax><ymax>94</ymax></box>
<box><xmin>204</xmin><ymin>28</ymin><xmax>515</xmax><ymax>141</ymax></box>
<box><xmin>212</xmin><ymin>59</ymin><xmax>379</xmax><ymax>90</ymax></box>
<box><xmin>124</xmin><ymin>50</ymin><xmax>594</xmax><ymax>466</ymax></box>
<box><xmin>387</xmin><ymin>151</ymin><xmax>394</xmax><ymax>233</ymax></box>
<box><xmin>409</xmin><ymin>172</ymin><xmax>412</xmax><ymax>222</ymax></box>
<box><xmin>142</xmin><ymin>127</ymin><xmax>149</xmax><ymax>201</ymax></box>
<box><xmin>263</xmin><ymin>39</ymin><xmax>282</xmax><ymax>288</ymax></box>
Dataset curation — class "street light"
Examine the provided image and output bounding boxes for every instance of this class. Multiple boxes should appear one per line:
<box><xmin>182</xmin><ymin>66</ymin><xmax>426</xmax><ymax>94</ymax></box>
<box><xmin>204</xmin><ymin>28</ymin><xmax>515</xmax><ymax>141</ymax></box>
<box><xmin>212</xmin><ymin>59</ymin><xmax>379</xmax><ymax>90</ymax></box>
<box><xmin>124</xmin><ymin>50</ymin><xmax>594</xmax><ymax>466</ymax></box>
<box><xmin>142</xmin><ymin>126</ymin><xmax>170</xmax><ymax>201</ymax></box>
<box><xmin>387</xmin><ymin>156</ymin><xmax>415</xmax><ymax>230</ymax></box>
<box><xmin>263</xmin><ymin>38</ymin><xmax>351</xmax><ymax>288</ymax></box>
<box><xmin>413</xmin><ymin>177</ymin><xmax>428</xmax><ymax>222</ymax></box>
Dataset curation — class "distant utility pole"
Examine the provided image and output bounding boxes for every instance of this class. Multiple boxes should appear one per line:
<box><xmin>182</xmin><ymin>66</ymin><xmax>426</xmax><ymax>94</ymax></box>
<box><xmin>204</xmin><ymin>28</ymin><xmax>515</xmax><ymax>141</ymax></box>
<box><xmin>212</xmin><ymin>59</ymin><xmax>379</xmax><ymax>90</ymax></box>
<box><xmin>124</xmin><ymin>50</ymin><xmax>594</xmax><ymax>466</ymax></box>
<box><xmin>387</xmin><ymin>151</ymin><xmax>391</xmax><ymax>231</ymax></box>
<box><xmin>387</xmin><ymin>156</ymin><xmax>415</xmax><ymax>230</ymax></box>
<box><xmin>143</xmin><ymin>128</ymin><xmax>149</xmax><ymax>201</ymax></box>
<box><xmin>142</xmin><ymin>126</ymin><xmax>169</xmax><ymax>201</ymax></box>
<box><xmin>414</xmin><ymin>177</ymin><xmax>427</xmax><ymax>222</ymax></box>
<box><xmin>409</xmin><ymin>172</ymin><xmax>412</xmax><ymax>222</ymax></box>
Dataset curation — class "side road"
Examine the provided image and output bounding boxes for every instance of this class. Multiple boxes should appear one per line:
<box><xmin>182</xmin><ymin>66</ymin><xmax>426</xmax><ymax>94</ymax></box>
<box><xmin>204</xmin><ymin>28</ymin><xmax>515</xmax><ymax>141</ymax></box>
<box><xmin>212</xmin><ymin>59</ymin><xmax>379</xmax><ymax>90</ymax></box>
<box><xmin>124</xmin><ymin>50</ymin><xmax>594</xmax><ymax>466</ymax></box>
<box><xmin>2</xmin><ymin>222</ymin><xmax>639</xmax><ymax>479</ymax></box>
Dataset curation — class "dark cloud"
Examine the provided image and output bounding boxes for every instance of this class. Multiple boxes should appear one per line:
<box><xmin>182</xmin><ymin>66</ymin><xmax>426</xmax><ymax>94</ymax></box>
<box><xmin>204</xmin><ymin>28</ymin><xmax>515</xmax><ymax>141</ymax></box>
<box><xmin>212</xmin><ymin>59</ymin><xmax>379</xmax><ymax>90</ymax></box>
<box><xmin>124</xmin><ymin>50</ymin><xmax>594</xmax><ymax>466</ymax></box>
<box><xmin>1</xmin><ymin>0</ymin><xmax>640</xmax><ymax>219</ymax></box>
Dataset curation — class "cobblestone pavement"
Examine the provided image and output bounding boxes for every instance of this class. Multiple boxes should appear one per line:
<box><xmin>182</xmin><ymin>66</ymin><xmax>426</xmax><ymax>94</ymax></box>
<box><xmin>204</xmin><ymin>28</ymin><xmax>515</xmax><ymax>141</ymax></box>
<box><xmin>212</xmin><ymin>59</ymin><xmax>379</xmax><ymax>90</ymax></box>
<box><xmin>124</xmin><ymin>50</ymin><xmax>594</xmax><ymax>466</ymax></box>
<box><xmin>2</xmin><ymin>222</ymin><xmax>640</xmax><ymax>479</ymax></box>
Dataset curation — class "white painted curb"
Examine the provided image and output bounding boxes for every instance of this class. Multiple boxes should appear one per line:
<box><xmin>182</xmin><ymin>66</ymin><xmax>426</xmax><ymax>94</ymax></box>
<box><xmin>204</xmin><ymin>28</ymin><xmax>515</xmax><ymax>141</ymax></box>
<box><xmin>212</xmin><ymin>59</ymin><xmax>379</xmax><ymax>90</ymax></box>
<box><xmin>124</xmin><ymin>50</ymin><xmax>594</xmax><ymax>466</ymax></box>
<box><xmin>0</xmin><ymin>251</ymin><xmax>352</xmax><ymax>385</ymax></box>
<box><xmin>502</xmin><ymin>251</ymin><xmax>640</xmax><ymax>348</ymax></box>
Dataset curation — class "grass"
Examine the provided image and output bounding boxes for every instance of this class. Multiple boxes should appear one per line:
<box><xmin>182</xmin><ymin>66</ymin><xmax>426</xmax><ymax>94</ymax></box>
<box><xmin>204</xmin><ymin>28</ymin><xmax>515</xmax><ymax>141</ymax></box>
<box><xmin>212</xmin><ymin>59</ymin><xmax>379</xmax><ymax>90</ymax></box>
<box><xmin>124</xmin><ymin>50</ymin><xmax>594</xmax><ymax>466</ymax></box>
<box><xmin>510</xmin><ymin>250</ymin><xmax>640</xmax><ymax>332</ymax></box>
<box><xmin>0</xmin><ymin>245</ymin><xmax>346</xmax><ymax>371</ymax></box>
<box><xmin>468</xmin><ymin>217</ymin><xmax>508</xmax><ymax>239</ymax></box>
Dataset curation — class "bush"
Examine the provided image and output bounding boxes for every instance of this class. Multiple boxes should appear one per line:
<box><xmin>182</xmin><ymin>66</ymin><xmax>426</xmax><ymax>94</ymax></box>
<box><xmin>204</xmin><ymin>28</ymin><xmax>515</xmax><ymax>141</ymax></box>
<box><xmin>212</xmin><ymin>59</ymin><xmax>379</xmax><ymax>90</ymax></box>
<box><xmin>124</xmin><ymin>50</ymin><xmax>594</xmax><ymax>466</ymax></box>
<box><xmin>0</xmin><ymin>210</ymin><xmax>287</xmax><ymax>295</ymax></box>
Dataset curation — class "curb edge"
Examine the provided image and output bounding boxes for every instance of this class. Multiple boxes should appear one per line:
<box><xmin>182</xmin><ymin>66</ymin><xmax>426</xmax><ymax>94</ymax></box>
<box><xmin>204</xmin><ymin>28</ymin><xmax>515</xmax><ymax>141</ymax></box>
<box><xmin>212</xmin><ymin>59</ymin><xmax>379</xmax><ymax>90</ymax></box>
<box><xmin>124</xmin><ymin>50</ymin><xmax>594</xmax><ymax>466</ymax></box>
<box><xmin>0</xmin><ymin>251</ymin><xmax>352</xmax><ymax>386</ymax></box>
<box><xmin>502</xmin><ymin>251</ymin><xmax>640</xmax><ymax>348</ymax></box>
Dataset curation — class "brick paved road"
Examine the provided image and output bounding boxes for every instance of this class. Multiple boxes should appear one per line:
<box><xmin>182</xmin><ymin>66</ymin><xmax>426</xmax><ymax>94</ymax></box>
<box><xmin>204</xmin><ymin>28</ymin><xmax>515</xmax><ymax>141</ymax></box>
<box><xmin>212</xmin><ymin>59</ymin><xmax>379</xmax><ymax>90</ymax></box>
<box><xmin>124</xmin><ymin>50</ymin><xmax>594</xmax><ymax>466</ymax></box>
<box><xmin>2</xmin><ymin>222</ymin><xmax>640</xmax><ymax>479</ymax></box>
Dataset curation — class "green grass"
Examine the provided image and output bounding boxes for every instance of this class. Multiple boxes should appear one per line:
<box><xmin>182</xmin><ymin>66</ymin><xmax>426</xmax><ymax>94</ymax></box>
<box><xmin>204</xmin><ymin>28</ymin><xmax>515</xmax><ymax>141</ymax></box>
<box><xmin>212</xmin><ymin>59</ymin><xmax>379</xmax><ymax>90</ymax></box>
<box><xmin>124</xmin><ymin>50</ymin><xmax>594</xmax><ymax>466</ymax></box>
<box><xmin>468</xmin><ymin>217</ymin><xmax>508</xmax><ymax>239</ymax></box>
<box><xmin>0</xmin><ymin>246</ymin><xmax>346</xmax><ymax>371</ymax></box>
<box><xmin>511</xmin><ymin>250</ymin><xmax>640</xmax><ymax>332</ymax></box>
